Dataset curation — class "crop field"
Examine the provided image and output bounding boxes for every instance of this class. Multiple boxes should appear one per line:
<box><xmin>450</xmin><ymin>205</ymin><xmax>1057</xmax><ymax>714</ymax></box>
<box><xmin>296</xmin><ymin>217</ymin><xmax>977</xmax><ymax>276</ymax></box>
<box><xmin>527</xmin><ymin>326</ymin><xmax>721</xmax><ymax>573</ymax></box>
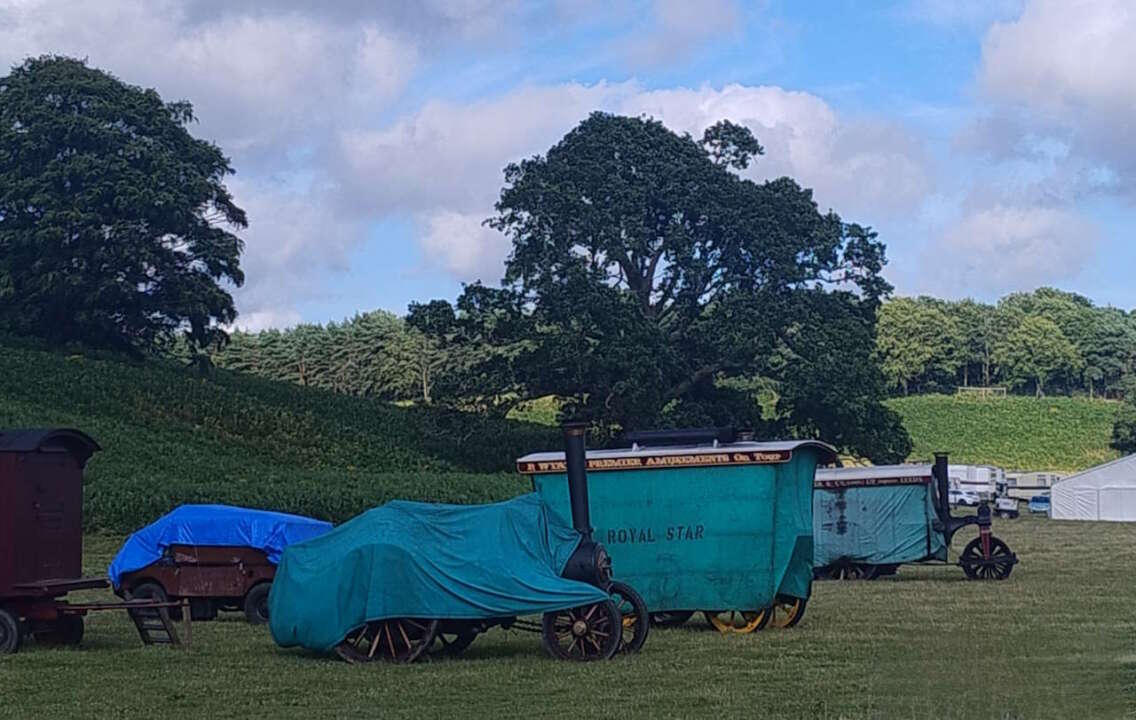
<box><xmin>0</xmin><ymin>341</ymin><xmax>546</xmax><ymax>531</ymax></box>
<box><xmin>887</xmin><ymin>395</ymin><xmax>1119</xmax><ymax>472</ymax></box>
<box><xmin>2</xmin><ymin>516</ymin><xmax>1133</xmax><ymax>720</ymax></box>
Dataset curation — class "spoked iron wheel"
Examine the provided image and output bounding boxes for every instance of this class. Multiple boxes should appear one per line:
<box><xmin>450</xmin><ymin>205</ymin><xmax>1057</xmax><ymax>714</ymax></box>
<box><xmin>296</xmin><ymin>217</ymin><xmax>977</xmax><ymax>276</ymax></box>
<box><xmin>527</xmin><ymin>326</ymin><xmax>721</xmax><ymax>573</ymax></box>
<box><xmin>608</xmin><ymin>581</ymin><xmax>649</xmax><ymax>654</ymax></box>
<box><xmin>429</xmin><ymin>626</ymin><xmax>478</xmax><ymax>658</ymax></box>
<box><xmin>766</xmin><ymin>596</ymin><xmax>807</xmax><ymax>629</ymax></box>
<box><xmin>959</xmin><ymin>536</ymin><xmax>1015</xmax><ymax>580</ymax></box>
<box><xmin>335</xmin><ymin>618</ymin><xmax>439</xmax><ymax>664</ymax></box>
<box><xmin>650</xmin><ymin>611</ymin><xmax>694</xmax><ymax>628</ymax></box>
<box><xmin>541</xmin><ymin>600</ymin><xmax>621</xmax><ymax>661</ymax></box>
<box><xmin>703</xmin><ymin>609</ymin><xmax>770</xmax><ymax>634</ymax></box>
<box><xmin>828</xmin><ymin>563</ymin><xmax>879</xmax><ymax>581</ymax></box>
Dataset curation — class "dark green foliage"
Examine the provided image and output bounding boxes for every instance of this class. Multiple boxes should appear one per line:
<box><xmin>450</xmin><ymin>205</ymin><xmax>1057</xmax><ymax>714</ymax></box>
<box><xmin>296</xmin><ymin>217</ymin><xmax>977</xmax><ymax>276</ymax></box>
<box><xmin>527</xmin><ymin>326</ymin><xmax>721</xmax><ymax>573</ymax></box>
<box><xmin>1109</xmin><ymin>377</ymin><xmax>1136</xmax><ymax>454</ymax></box>
<box><xmin>212</xmin><ymin>310</ymin><xmax>444</xmax><ymax>402</ymax></box>
<box><xmin>412</xmin><ymin>113</ymin><xmax>905</xmax><ymax>462</ymax></box>
<box><xmin>878</xmin><ymin>288</ymin><xmax>1136</xmax><ymax>400</ymax></box>
<box><xmin>0</xmin><ymin>57</ymin><xmax>245</xmax><ymax>354</ymax></box>
<box><xmin>0</xmin><ymin>339</ymin><xmax>553</xmax><ymax>531</ymax></box>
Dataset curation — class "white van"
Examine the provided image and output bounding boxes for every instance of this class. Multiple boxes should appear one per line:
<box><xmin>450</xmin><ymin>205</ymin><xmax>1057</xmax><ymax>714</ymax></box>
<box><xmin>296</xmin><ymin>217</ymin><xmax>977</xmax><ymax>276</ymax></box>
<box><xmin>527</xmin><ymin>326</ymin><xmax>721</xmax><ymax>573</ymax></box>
<box><xmin>949</xmin><ymin>488</ymin><xmax>982</xmax><ymax>506</ymax></box>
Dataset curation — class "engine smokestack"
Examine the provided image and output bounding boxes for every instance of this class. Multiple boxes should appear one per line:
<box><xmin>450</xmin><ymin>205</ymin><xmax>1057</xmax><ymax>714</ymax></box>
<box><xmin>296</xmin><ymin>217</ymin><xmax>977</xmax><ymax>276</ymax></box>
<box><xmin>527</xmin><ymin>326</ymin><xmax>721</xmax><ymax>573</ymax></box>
<box><xmin>562</xmin><ymin>422</ymin><xmax>592</xmax><ymax>539</ymax></box>
<box><xmin>934</xmin><ymin>452</ymin><xmax>950</xmax><ymax>524</ymax></box>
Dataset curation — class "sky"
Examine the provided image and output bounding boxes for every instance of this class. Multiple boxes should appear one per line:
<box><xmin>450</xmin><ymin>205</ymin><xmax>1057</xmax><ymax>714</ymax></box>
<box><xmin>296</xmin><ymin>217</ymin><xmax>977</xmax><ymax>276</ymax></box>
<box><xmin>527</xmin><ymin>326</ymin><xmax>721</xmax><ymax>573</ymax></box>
<box><xmin>2</xmin><ymin>0</ymin><xmax>1134</xmax><ymax>329</ymax></box>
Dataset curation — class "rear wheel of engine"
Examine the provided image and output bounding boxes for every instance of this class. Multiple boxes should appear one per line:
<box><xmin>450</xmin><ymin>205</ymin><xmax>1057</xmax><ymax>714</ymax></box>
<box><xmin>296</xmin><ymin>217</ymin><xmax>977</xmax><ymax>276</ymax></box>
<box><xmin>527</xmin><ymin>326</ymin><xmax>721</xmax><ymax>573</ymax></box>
<box><xmin>608</xmin><ymin>581</ymin><xmax>649</xmax><ymax>654</ymax></box>
<box><xmin>335</xmin><ymin>618</ymin><xmax>439</xmax><ymax>664</ymax></box>
<box><xmin>541</xmin><ymin>600</ymin><xmax>621</xmax><ymax>661</ymax></box>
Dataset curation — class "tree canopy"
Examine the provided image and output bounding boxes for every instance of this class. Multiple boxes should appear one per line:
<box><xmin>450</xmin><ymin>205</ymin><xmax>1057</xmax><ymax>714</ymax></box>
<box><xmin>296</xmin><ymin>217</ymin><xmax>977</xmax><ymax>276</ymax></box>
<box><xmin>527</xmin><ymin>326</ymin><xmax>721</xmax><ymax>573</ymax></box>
<box><xmin>0</xmin><ymin>56</ymin><xmax>245</xmax><ymax>354</ymax></box>
<box><xmin>875</xmin><ymin>288</ymin><xmax>1135</xmax><ymax>399</ymax></box>
<box><xmin>408</xmin><ymin>112</ymin><xmax>909</xmax><ymax>462</ymax></box>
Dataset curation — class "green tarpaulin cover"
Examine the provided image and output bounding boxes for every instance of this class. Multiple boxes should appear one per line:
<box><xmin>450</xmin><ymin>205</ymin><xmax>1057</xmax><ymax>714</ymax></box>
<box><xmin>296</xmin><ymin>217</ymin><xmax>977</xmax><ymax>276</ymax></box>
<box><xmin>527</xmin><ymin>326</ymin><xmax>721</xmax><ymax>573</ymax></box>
<box><xmin>268</xmin><ymin>493</ymin><xmax>608</xmax><ymax>653</ymax></box>
<box><xmin>813</xmin><ymin>466</ymin><xmax>947</xmax><ymax>567</ymax></box>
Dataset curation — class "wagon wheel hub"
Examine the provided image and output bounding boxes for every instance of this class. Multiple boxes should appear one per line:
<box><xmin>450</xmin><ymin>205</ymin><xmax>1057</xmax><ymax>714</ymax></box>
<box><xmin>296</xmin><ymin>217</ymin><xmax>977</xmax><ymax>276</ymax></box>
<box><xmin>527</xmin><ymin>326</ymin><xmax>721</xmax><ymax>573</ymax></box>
<box><xmin>571</xmin><ymin>619</ymin><xmax>589</xmax><ymax>637</ymax></box>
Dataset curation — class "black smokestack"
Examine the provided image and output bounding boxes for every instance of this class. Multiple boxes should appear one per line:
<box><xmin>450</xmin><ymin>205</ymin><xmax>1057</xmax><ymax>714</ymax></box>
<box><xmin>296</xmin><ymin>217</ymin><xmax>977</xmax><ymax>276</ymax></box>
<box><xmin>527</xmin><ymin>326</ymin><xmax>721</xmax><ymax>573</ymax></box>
<box><xmin>934</xmin><ymin>452</ymin><xmax>950</xmax><ymax>524</ymax></box>
<box><xmin>562</xmin><ymin>422</ymin><xmax>592</xmax><ymax>539</ymax></box>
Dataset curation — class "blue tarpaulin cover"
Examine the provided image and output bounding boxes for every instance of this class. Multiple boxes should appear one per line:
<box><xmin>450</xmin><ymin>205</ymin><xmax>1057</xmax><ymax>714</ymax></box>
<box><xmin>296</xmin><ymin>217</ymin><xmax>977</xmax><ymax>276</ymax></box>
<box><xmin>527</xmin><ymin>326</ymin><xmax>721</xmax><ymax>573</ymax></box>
<box><xmin>269</xmin><ymin>493</ymin><xmax>609</xmax><ymax>653</ymax></box>
<box><xmin>108</xmin><ymin>504</ymin><xmax>333</xmax><ymax>588</ymax></box>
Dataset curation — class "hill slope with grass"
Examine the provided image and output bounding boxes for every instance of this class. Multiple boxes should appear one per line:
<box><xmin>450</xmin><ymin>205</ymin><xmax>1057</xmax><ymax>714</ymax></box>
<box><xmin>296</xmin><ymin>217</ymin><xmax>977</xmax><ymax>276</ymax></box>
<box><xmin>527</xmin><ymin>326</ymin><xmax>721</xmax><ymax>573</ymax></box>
<box><xmin>0</xmin><ymin>340</ymin><xmax>555</xmax><ymax>531</ymax></box>
<box><xmin>887</xmin><ymin>394</ymin><xmax>1119</xmax><ymax>472</ymax></box>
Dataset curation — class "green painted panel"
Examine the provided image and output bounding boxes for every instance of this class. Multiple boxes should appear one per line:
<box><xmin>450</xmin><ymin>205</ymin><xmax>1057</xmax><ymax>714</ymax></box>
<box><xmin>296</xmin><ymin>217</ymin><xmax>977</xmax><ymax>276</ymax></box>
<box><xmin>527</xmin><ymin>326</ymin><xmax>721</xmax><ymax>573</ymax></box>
<box><xmin>531</xmin><ymin>448</ymin><xmax>824</xmax><ymax>613</ymax></box>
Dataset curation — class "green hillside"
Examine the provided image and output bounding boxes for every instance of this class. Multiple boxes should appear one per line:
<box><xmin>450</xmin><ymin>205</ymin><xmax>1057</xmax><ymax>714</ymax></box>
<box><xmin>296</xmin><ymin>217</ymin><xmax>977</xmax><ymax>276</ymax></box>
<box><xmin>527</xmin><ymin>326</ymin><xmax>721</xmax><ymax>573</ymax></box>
<box><xmin>887</xmin><ymin>394</ymin><xmax>1120</xmax><ymax>471</ymax></box>
<box><xmin>0</xmin><ymin>340</ymin><xmax>553</xmax><ymax>532</ymax></box>
<box><xmin>3</xmin><ymin>338</ymin><xmax>1122</xmax><ymax>533</ymax></box>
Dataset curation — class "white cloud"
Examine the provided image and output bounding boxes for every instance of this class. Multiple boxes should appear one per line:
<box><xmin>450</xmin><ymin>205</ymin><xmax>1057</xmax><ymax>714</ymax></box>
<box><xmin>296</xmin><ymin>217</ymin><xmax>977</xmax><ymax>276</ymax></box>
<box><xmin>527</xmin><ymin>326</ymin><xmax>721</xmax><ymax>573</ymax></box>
<box><xmin>980</xmin><ymin>0</ymin><xmax>1136</xmax><ymax>123</ymax></box>
<box><xmin>0</xmin><ymin>0</ymin><xmax>418</xmax><ymax>327</ymax></box>
<box><xmin>974</xmin><ymin>0</ymin><xmax>1136</xmax><ymax>200</ymax></box>
<box><xmin>0</xmin><ymin>1</ymin><xmax>932</xmax><ymax>325</ymax></box>
<box><xmin>922</xmin><ymin>204</ymin><xmax>1097</xmax><ymax>297</ymax></box>
<box><xmin>419</xmin><ymin>211</ymin><xmax>511</xmax><ymax>282</ymax></box>
<box><xmin>0</xmin><ymin>2</ymin><xmax>417</xmax><ymax>159</ymax></box>
<box><xmin>335</xmin><ymin>82</ymin><xmax>634</xmax><ymax>216</ymax></box>
<box><xmin>621</xmin><ymin>0</ymin><xmax>742</xmax><ymax>67</ymax></box>
<box><xmin>225</xmin><ymin>177</ymin><xmax>364</xmax><ymax>328</ymax></box>
<box><xmin>623</xmin><ymin>85</ymin><xmax>931</xmax><ymax>216</ymax></box>
<box><xmin>338</xmin><ymin>82</ymin><xmax>930</xmax><ymax>279</ymax></box>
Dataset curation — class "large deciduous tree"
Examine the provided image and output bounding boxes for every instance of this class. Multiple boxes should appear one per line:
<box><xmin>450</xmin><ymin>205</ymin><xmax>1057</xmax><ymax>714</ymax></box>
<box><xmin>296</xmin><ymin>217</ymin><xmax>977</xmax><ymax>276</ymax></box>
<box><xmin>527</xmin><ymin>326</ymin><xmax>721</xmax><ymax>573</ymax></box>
<box><xmin>876</xmin><ymin>297</ymin><xmax>963</xmax><ymax>395</ymax></box>
<box><xmin>411</xmin><ymin>112</ymin><xmax>910</xmax><ymax>462</ymax></box>
<box><xmin>0</xmin><ymin>56</ymin><xmax>246</xmax><ymax>354</ymax></box>
<box><xmin>995</xmin><ymin>316</ymin><xmax>1082</xmax><ymax>397</ymax></box>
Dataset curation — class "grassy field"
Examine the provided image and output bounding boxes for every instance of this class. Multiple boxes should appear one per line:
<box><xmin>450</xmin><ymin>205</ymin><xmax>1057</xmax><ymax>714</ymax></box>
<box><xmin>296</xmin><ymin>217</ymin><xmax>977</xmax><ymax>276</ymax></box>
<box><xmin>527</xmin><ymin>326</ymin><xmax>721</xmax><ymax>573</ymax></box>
<box><xmin>2</xmin><ymin>517</ymin><xmax>1133</xmax><ymax>720</ymax></box>
<box><xmin>887</xmin><ymin>395</ymin><xmax>1119</xmax><ymax>472</ymax></box>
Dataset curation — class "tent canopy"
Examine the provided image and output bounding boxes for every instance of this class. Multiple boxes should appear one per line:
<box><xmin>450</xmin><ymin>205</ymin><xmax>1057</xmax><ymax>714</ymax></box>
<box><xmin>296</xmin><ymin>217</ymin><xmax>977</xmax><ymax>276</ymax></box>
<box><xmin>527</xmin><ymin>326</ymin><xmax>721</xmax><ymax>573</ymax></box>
<box><xmin>1050</xmin><ymin>454</ymin><xmax>1136</xmax><ymax>522</ymax></box>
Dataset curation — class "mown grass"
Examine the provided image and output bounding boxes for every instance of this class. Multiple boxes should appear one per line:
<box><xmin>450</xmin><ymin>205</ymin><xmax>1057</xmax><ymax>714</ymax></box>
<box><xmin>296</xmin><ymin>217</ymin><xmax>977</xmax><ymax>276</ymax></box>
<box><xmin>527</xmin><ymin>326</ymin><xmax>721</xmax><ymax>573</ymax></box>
<box><xmin>2</xmin><ymin>517</ymin><xmax>1132</xmax><ymax>720</ymax></box>
<box><xmin>888</xmin><ymin>395</ymin><xmax>1120</xmax><ymax>471</ymax></box>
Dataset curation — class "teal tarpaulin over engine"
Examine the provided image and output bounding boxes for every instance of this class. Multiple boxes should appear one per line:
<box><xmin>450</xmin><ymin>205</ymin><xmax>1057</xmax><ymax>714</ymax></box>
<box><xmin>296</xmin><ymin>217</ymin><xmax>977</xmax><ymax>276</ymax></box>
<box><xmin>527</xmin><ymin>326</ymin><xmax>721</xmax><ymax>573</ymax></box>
<box><xmin>268</xmin><ymin>493</ymin><xmax>608</xmax><ymax>653</ymax></box>
<box><xmin>813</xmin><ymin>465</ymin><xmax>947</xmax><ymax>568</ymax></box>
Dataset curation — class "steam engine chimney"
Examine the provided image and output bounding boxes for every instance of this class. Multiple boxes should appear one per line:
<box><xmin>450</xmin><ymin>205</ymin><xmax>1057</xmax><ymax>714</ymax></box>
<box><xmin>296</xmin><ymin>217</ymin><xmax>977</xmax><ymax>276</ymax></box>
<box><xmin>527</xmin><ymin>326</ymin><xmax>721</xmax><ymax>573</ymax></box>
<box><xmin>562</xmin><ymin>422</ymin><xmax>593</xmax><ymax>540</ymax></box>
<box><xmin>933</xmin><ymin>452</ymin><xmax>950</xmax><ymax>524</ymax></box>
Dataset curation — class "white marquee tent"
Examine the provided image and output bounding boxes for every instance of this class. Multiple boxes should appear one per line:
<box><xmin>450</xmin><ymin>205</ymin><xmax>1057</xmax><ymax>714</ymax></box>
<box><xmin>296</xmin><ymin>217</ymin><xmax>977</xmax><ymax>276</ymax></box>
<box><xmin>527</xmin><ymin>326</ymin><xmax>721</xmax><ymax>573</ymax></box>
<box><xmin>1050</xmin><ymin>454</ymin><xmax>1136</xmax><ymax>521</ymax></box>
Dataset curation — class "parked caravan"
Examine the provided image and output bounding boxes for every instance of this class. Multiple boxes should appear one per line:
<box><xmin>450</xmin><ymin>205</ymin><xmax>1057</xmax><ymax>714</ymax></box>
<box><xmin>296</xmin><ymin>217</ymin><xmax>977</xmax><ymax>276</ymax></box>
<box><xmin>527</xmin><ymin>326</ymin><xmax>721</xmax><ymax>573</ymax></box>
<box><xmin>948</xmin><ymin>464</ymin><xmax>1002</xmax><ymax>502</ymax></box>
<box><xmin>1003</xmin><ymin>471</ymin><xmax>1066</xmax><ymax>501</ymax></box>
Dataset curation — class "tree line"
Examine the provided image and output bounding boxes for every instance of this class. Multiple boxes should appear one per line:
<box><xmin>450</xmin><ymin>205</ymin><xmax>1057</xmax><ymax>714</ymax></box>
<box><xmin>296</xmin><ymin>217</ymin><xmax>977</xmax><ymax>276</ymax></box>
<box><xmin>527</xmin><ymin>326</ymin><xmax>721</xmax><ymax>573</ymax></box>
<box><xmin>877</xmin><ymin>289</ymin><xmax>1136</xmax><ymax>399</ymax></box>
<box><xmin>211</xmin><ymin>311</ymin><xmax>444</xmax><ymax>403</ymax></box>
<box><xmin>11</xmin><ymin>56</ymin><xmax>1136</xmax><ymax>463</ymax></box>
